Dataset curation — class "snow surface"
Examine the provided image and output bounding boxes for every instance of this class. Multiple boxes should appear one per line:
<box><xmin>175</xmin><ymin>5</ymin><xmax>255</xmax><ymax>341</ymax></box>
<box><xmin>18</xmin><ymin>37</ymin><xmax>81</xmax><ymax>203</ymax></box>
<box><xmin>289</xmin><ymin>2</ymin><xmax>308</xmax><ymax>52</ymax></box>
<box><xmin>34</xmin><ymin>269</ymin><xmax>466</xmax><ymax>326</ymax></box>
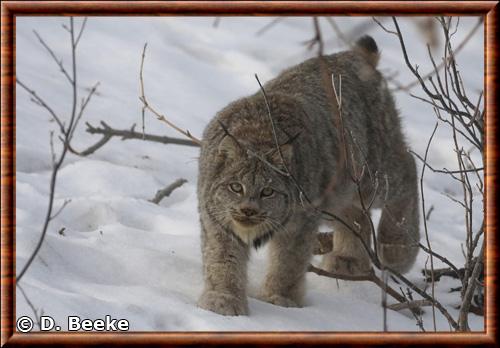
<box><xmin>15</xmin><ymin>16</ymin><xmax>484</xmax><ymax>332</ymax></box>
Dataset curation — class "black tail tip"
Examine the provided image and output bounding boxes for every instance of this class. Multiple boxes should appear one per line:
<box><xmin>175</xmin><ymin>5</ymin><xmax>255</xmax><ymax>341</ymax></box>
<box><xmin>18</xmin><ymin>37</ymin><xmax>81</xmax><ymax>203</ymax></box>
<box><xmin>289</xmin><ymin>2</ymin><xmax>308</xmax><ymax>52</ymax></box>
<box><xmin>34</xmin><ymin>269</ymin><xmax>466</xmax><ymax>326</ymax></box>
<box><xmin>356</xmin><ymin>35</ymin><xmax>378</xmax><ymax>54</ymax></box>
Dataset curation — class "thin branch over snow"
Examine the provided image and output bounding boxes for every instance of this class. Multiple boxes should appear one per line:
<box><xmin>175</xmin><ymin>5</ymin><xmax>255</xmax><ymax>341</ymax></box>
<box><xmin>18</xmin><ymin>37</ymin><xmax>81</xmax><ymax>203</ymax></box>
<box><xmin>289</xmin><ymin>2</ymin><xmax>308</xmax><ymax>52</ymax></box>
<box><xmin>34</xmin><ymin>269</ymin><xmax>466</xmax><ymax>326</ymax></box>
<box><xmin>16</xmin><ymin>17</ymin><xmax>96</xmax><ymax>284</ymax></box>
<box><xmin>69</xmin><ymin>121</ymin><xmax>199</xmax><ymax>157</ymax></box>
<box><xmin>149</xmin><ymin>179</ymin><xmax>188</xmax><ymax>204</ymax></box>
<box><xmin>138</xmin><ymin>43</ymin><xmax>201</xmax><ymax>145</ymax></box>
<box><xmin>381</xmin><ymin>16</ymin><xmax>485</xmax><ymax>331</ymax></box>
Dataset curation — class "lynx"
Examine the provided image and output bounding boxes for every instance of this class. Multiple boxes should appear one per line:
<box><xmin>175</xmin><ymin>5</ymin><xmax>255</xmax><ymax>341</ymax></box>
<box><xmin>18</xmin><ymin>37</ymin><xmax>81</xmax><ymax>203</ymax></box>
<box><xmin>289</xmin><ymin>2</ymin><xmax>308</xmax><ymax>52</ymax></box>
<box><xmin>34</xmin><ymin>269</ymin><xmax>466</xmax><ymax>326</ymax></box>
<box><xmin>197</xmin><ymin>36</ymin><xmax>419</xmax><ymax>316</ymax></box>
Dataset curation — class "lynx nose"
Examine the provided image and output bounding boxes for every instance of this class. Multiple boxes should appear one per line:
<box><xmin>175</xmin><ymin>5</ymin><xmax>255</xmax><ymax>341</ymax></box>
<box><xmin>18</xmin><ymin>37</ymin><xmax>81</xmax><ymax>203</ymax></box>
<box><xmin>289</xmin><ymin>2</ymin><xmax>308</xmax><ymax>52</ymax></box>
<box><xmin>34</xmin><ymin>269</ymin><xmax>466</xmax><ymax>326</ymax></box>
<box><xmin>240</xmin><ymin>207</ymin><xmax>258</xmax><ymax>217</ymax></box>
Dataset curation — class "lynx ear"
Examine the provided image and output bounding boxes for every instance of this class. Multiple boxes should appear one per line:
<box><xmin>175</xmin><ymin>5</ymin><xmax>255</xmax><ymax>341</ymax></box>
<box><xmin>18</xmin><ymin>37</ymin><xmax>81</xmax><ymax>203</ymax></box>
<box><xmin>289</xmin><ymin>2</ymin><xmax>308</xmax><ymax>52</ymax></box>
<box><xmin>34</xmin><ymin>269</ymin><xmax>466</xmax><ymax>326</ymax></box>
<box><xmin>269</xmin><ymin>143</ymin><xmax>293</xmax><ymax>167</ymax></box>
<box><xmin>218</xmin><ymin>135</ymin><xmax>243</xmax><ymax>160</ymax></box>
<box><xmin>355</xmin><ymin>35</ymin><xmax>380</xmax><ymax>68</ymax></box>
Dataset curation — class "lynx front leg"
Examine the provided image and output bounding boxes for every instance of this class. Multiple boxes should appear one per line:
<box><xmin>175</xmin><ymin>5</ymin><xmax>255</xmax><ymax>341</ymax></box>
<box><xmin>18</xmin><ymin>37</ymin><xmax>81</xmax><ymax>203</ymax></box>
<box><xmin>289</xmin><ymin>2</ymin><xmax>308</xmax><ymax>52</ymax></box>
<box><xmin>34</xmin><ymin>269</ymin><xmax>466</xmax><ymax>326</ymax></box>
<box><xmin>259</xmin><ymin>218</ymin><xmax>315</xmax><ymax>307</ymax></box>
<box><xmin>320</xmin><ymin>205</ymin><xmax>372</xmax><ymax>276</ymax></box>
<box><xmin>198</xmin><ymin>219</ymin><xmax>250</xmax><ymax>316</ymax></box>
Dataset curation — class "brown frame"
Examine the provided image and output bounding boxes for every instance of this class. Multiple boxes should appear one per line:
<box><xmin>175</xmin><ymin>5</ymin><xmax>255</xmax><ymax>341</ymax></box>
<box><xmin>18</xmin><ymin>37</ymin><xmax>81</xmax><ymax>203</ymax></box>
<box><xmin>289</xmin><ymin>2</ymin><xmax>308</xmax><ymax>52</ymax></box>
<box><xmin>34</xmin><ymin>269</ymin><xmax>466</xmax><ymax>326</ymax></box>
<box><xmin>1</xmin><ymin>1</ymin><xmax>498</xmax><ymax>346</ymax></box>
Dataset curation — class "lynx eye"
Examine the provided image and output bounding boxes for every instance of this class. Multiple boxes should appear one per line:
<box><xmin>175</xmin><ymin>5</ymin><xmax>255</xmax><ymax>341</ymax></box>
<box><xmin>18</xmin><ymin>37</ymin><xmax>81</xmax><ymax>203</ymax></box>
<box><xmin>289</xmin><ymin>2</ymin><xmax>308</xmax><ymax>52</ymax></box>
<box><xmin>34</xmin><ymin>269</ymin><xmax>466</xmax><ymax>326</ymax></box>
<box><xmin>229</xmin><ymin>182</ymin><xmax>243</xmax><ymax>194</ymax></box>
<box><xmin>261</xmin><ymin>187</ymin><xmax>274</xmax><ymax>198</ymax></box>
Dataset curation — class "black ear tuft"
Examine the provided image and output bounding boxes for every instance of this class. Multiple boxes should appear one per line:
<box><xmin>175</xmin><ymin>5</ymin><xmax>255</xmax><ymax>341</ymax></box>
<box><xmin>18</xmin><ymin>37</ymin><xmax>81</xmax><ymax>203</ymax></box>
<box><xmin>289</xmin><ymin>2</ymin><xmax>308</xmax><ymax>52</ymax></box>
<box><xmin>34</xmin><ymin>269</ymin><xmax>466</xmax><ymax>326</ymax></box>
<box><xmin>355</xmin><ymin>35</ymin><xmax>380</xmax><ymax>67</ymax></box>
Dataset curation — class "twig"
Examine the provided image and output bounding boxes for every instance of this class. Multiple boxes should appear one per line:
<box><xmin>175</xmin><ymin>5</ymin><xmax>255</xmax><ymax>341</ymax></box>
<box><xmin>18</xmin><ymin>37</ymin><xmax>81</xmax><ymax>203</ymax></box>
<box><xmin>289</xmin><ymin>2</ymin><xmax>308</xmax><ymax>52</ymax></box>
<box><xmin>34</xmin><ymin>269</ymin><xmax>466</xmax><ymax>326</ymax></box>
<box><xmin>391</xmin><ymin>17</ymin><xmax>482</xmax><ymax>150</ymax></box>
<box><xmin>325</xmin><ymin>17</ymin><xmax>352</xmax><ymax>48</ymax></box>
<box><xmin>303</xmin><ymin>17</ymin><xmax>324</xmax><ymax>56</ymax></box>
<box><xmin>387</xmin><ymin>299</ymin><xmax>433</xmax><ymax>312</ymax></box>
<box><xmin>68</xmin><ymin>121</ymin><xmax>199</xmax><ymax>157</ymax></box>
<box><xmin>425</xmin><ymin>205</ymin><xmax>435</xmax><ymax>221</ymax></box>
<box><xmin>255</xmin><ymin>17</ymin><xmax>284</xmax><ymax>36</ymax></box>
<box><xmin>372</xmin><ymin>17</ymin><xmax>398</xmax><ymax>36</ymax></box>
<box><xmin>382</xmin><ymin>269</ymin><xmax>388</xmax><ymax>331</ymax></box>
<box><xmin>149</xmin><ymin>178</ymin><xmax>187</xmax><ymax>204</ymax></box>
<box><xmin>458</xmin><ymin>240</ymin><xmax>485</xmax><ymax>330</ymax></box>
<box><xmin>69</xmin><ymin>81</ymin><xmax>100</xmax><ymax>141</ymax></box>
<box><xmin>254</xmin><ymin>74</ymin><xmax>291</xmax><ymax>178</ymax></box>
<box><xmin>409</xmin><ymin>149</ymin><xmax>483</xmax><ymax>174</ymax></box>
<box><xmin>422</xmin><ymin>267</ymin><xmax>465</xmax><ymax>282</ymax></box>
<box><xmin>17</xmin><ymin>284</ymin><xmax>42</xmax><ymax>330</ymax></box>
<box><xmin>138</xmin><ymin>43</ymin><xmax>201</xmax><ymax>145</ymax></box>
<box><xmin>33</xmin><ymin>30</ymin><xmax>73</xmax><ymax>84</ymax></box>
<box><xmin>392</xmin><ymin>18</ymin><xmax>483</xmax><ymax>92</ymax></box>
<box><xmin>373</xmin><ymin>14</ymin><xmax>483</xmax><ymax>332</ymax></box>
<box><xmin>401</xmin><ymin>288</ymin><xmax>426</xmax><ymax>331</ymax></box>
<box><xmin>331</xmin><ymin>71</ymin><xmax>379</xmax><ymax>261</ymax></box>
<box><xmin>308</xmin><ymin>265</ymin><xmax>410</xmax><ymax>307</ymax></box>
<box><xmin>388</xmin><ymin>264</ymin><xmax>458</xmax><ymax>330</ymax></box>
<box><xmin>50</xmin><ymin>199</ymin><xmax>71</xmax><ymax>220</ymax></box>
<box><xmin>16</xmin><ymin>78</ymin><xmax>65</xmax><ymax>135</ymax></box>
<box><xmin>420</xmin><ymin>122</ymin><xmax>439</xmax><ymax>331</ymax></box>
<box><xmin>17</xmin><ymin>18</ymin><xmax>97</xmax><ymax>284</ymax></box>
<box><xmin>74</xmin><ymin>17</ymin><xmax>88</xmax><ymax>47</ymax></box>
<box><xmin>309</xmin><ymin>264</ymin><xmax>427</xmax><ymax>321</ymax></box>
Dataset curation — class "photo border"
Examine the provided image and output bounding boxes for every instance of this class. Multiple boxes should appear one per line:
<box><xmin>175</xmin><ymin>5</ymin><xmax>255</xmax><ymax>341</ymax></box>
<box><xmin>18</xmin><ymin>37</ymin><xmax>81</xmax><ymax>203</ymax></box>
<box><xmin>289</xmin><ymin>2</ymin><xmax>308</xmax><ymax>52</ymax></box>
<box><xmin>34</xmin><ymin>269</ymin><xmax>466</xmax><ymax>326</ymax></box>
<box><xmin>1</xmin><ymin>1</ymin><xmax>498</xmax><ymax>346</ymax></box>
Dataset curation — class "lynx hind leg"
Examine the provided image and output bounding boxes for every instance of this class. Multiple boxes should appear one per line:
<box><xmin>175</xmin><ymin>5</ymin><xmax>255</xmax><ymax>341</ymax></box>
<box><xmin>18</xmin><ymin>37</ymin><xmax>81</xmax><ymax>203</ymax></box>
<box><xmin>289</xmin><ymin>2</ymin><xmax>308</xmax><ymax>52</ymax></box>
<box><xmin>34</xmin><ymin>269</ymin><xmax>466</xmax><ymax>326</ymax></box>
<box><xmin>320</xmin><ymin>205</ymin><xmax>372</xmax><ymax>276</ymax></box>
<box><xmin>377</xmin><ymin>154</ymin><xmax>420</xmax><ymax>273</ymax></box>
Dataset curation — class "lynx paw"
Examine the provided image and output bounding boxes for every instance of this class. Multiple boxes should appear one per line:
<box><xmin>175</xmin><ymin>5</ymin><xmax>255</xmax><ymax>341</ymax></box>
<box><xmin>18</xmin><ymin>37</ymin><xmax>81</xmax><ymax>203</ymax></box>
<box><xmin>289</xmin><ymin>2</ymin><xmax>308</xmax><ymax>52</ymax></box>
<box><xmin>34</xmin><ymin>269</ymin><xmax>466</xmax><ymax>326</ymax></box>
<box><xmin>259</xmin><ymin>293</ymin><xmax>301</xmax><ymax>308</ymax></box>
<box><xmin>320</xmin><ymin>254</ymin><xmax>371</xmax><ymax>276</ymax></box>
<box><xmin>378</xmin><ymin>242</ymin><xmax>418</xmax><ymax>273</ymax></box>
<box><xmin>197</xmin><ymin>290</ymin><xmax>249</xmax><ymax>316</ymax></box>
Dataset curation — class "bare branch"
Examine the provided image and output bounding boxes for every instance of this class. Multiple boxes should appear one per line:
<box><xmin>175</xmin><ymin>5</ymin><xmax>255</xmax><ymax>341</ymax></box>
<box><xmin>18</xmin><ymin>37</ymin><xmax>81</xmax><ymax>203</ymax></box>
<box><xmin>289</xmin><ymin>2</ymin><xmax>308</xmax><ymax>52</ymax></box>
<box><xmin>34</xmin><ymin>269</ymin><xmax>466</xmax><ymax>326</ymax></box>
<box><xmin>386</xmin><ymin>263</ymin><xmax>459</xmax><ymax>330</ymax></box>
<box><xmin>409</xmin><ymin>149</ymin><xmax>483</xmax><ymax>175</ymax></box>
<box><xmin>33</xmin><ymin>30</ymin><xmax>73</xmax><ymax>84</ymax></box>
<box><xmin>420</xmin><ymin>122</ymin><xmax>439</xmax><ymax>330</ymax></box>
<box><xmin>401</xmin><ymin>288</ymin><xmax>426</xmax><ymax>331</ymax></box>
<box><xmin>74</xmin><ymin>17</ymin><xmax>88</xmax><ymax>47</ymax></box>
<box><xmin>303</xmin><ymin>17</ymin><xmax>324</xmax><ymax>56</ymax></box>
<box><xmin>458</xmin><ymin>240</ymin><xmax>485</xmax><ymax>330</ymax></box>
<box><xmin>255</xmin><ymin>17</ymin><xmax>284</xmax><ymax>36</ymax></box>
<box><xmin>17</xmin><ymin>17</ymin><xmax>97</xmax><ymax>284</ymax></box>
<box><xmin>392</xmin><ymin>18</ymin><xmax>483</xmax><ymax>92</ymax></box>
<box><xmin>373</xmin><ymin>17</ymin><xmax>398</xmax><ymax>36</ymax></box>
<box><xmin>308</xmin><ymin>265</ymin><xmax>410</xmax><ymax>307</ymax></box>
<box><xmin>387</xmin><ymin>299</ymin><xmax>433</xmax><ymax>312</ymax></box>
<box><xmin>325</xmin><ymin>17</ymin><xmax>352</xmax><ymax>48</ymax></box>
<box><xmin>16</xmin><ymin>78</ymin><xmax>66</xmax><ymax>135</ymax></box>
<box><xmin>425</xmin><ymin>205</ymin><xmax>435</xmax><ymax>221</ymax></box>
<box><xmin>254</xmin><ymin>74</ymin><xmax>292</xmax><ymax>177</ymax></box>
<box><xmin>149</xmin><ymin>178</ymin><xmax>188</xmax><ymax>204</ymax></box>
<box><xmin>138</xmin><ymin>43</ymin><xmax>201</xmax><ymax>145</ymax></box>
<box><xmin>69</xmin><ymin>121</ymin><xmax>199</xmax><ymax>157</ymax></box>
<box><xmin>69</xmin><ymin>81</ymin><xmax>100</xmax><ymax>141</ymax></box>
<box><xmin>50</xmin><ymin>199</ymin><xmax>71</xmax><ymax>220</ymax></box>
<box><xmin>17</xmin><ymin>284</ymin><xmax>42</xmax><ymax>330</ymax></box>
<box><xmin>212</xmin><ymin>17</ymin><xmax>221</xmax><ymax>28</ymax></box>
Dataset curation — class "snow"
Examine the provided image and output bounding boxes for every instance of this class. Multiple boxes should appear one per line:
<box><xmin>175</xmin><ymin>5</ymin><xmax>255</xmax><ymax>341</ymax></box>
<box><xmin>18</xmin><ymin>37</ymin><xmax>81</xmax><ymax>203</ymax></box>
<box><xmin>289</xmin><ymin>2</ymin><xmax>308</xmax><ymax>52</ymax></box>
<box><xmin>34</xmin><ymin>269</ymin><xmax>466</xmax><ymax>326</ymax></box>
<box><xmin>15</xmin><ymin>16</ymin><xmax>484</xmax><ymax>331</ymax></box>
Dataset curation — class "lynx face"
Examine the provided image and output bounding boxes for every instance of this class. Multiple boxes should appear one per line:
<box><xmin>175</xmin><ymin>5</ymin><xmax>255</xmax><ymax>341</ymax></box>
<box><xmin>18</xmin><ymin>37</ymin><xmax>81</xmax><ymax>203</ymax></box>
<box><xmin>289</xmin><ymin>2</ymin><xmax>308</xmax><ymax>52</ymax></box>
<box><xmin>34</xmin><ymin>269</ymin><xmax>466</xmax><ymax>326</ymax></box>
<box><xmin>208</xmin><ymin>142</ymin><xmax>294</xmax><ymax>248</ymax></box>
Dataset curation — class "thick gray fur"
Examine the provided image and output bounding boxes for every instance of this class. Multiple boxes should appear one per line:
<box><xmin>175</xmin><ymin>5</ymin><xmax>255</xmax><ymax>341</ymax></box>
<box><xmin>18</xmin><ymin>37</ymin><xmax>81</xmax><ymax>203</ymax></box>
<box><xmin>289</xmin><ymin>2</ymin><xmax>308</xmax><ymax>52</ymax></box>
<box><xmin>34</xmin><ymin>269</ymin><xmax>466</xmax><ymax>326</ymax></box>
<box><xmin>197</xmin><ymin>36</ymin><xmax>420</xmax><ymax>316</ymax></box>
